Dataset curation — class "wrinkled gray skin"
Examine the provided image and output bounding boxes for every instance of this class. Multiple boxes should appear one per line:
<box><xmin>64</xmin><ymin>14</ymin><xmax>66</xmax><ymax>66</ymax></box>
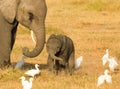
<box><xmin>0</xmin><ymin>0</ymin><xmax>47</xmax><ymax>68</ymax></box>
<box><xmin>46</xmin><ymin>34</ymin><xmax>75</xmax><ymax>75</ymax></box>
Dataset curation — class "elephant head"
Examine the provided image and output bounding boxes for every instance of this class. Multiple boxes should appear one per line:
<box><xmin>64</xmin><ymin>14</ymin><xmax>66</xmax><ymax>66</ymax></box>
<box><xmin>0</xmin><ymin>0</ymin><xmax>47</xmax><ymax>58</ymax></box>
<box><xmin>46</xmin><ymin>34</ymin><xmax>63</xmax><ymax>61</ymax></box>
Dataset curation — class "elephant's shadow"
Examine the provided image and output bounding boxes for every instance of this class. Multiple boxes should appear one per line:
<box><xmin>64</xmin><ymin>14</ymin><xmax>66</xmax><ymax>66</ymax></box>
<box><xmin>12</xmin><ymin>62</ymin><xmax>48</xmax><ymax>70</ymax></box>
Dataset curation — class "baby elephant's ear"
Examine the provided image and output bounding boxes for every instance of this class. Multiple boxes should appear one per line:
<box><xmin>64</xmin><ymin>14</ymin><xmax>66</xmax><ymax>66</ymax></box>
<box><xmin>62</xmin><ymin>35</ymin><xmax>66</xmax><ymax>42</ymax></box>
<box><xmin>0</xmin><ymin>0</ymin><xmax>17</xmax><ymax>23</ymax></box>
<box><xmin>59</xmin><ymin>35</ymin><xmax>66</xmax><ymax>50</ymax></box>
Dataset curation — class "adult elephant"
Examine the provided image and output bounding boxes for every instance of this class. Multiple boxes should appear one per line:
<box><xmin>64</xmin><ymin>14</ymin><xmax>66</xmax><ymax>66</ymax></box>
<box><xmin>0</xmin><ymin>0</ymin><xmax>47</xmax><ymax>68</ymax></box>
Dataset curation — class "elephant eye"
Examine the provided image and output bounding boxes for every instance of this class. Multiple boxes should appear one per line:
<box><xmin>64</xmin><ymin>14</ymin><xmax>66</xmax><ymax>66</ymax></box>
<box><xmin>28</xmin><ymin>12</ymin><xmax>34</xmax><ymax>21</ymax></box>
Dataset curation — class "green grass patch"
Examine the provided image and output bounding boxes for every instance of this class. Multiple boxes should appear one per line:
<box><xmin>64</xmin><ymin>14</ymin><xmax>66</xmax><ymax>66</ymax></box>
<box><xmin>0</xmin><ymin>68</ymin><xmax>24</xmax><ymax>81</ymax></box>
<box><xmin>71</xmin><ymin>0</ymin><xmax>86</xmax><ymax>5</ymax></box>
<box><xmin>46</xmin><ymin>25</ymin><xmax>64</xmax><ymax>35</ymax></box>
<box><xmin>86</xmin><ymin>1</ymin><xmax>110</xmax><ymax>11</ymax></box>
<box><xmin>83</xmin><ymin>0</ymin><xmax>120</xmax><ymax>12</ymax></box>
<box><xmin>61</xmin><ymin>0</ymin><xmax>120</xmax><ymax>12</ymax></box>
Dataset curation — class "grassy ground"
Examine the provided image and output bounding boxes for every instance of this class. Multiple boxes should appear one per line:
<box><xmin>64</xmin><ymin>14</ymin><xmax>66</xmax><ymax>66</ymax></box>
<box><xmin>0</xmin><ymin>0</ymin><xmax>120</xmax><ymax>89</ymax></box>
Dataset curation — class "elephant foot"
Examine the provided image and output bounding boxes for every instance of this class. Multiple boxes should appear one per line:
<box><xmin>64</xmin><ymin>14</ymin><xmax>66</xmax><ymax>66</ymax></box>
<box><xmin>0</xmin><ymin>60</ymin><xmax>11</xmax><ymax>69</ymax></box>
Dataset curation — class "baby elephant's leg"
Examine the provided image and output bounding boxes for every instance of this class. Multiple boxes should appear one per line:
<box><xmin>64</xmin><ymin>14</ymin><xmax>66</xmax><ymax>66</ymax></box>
<box><xmin>47</xmin><ymin>55</ymin><xmax>54</xmax><ymax>71</ymax></box>
<box><xmin>53</xmin><ymin>60</ymin><xmax>59</xmax><ymax>75</ymax></box>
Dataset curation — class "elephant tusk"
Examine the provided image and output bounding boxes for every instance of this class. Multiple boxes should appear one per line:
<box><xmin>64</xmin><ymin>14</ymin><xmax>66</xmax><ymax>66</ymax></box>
<box><xmin>57</xmin><ymin>58</ymin><xmax>63</xmax><ymax>61</ymax></box>
<box><xmin>55</xmin><ymin>57</ymin><xmax>63</xmax><ymax>61</ymax></box>
<box><xmin>53</xmin><ymin>58</ymin><xmax>63</xmax><ymax>64</ymax></box>
<box><xmin>30</xmin><ymin>30</ymin><xmax>36</xmax><ymax>43</ymax></box>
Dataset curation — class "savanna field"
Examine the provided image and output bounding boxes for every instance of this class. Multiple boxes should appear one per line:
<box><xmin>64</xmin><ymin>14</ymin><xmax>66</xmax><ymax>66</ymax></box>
<box><xmin>0</xmin><ymin>0</ymin><xmax>120</xmax><ymax>89</ymax></box>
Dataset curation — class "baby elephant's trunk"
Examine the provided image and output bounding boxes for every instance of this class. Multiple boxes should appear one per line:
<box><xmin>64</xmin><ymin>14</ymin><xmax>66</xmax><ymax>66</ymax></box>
<box><xmin>50</xmin><ymin>53</ymin><xmax>63</xmax><ymax>61</ymax></box>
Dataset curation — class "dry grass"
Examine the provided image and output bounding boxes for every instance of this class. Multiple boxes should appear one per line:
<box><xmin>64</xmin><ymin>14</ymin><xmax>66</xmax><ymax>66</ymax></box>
<box><xmin>0</xmin><ymin>0</ymin><xmax>120</xmax><ymax>89</ymax></box>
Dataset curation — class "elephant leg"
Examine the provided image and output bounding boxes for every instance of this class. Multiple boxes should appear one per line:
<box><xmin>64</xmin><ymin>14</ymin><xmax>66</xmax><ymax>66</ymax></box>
<box><xmin>47</xmin><ymin>55</ymin><xmax>54</xmax><ymax>71</ymax></box>
<box><xmin>65</xmin><ymin>62</ymin><xmax>69</xmax><ymax>75</ymax></box>
<box><xmin>54</xmin><ymin>60</ymin><xmax>59</xmax><ymax>75</ymax></box>
<box><xmin>0</xmin><ymin>29</ymin><xmax>11</xmax><ymax>68</ymax></box>
<box><xmin>47</xmin><ymin>56</ymin><xmax>59</xmax><ymax>75</ymax></box>
<box><xmin>68</xmin><ymin>52</ymin><xmax>75</xmax><ymax>75</ymax></box>
<box><xmin>11</xmin><ymin>23</ymin><xmax>18</xmax><ymax>49</ymax></box>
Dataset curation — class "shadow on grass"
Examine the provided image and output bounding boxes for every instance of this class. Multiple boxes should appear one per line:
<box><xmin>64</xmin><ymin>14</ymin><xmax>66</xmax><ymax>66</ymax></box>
<box><xmin>12</xmin><ymin>62</ymin><xmax>48</xmax><ymax>70</ymax></box>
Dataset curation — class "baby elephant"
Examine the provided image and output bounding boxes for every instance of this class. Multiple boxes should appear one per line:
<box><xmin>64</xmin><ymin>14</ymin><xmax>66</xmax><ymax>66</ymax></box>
<box><xmin>46</xmin><ymin>34</ymin><xmax>75</xmax><ymax>75</ymax></box>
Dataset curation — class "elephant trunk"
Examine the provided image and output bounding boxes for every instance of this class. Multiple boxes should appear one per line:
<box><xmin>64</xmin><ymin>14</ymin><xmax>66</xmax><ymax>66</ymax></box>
<box><xmin>50</xmin><ymin>52</ymin><xmax>63</xmax><ymax>61</ymax></box>
<box><xmin>22</xmin><ymin>21</ymin><xmax>45</xmax><ymax>58</ymax></box>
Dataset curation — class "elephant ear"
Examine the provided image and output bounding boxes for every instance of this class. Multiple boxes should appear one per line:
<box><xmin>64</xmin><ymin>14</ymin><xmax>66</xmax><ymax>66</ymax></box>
<box><xmin>59</xmin><ymin>35</ymin><xmax>66</xmax><ymax>51</ymax></box>
<box><xmin>0</xmin><ymin>0</ymin><xmax>17</xmax><ymax>23</ymax></box>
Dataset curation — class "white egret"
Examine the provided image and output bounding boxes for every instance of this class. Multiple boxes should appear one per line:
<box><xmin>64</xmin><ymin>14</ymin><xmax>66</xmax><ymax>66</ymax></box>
<box><xmin>25</xmin><ymin>64</ymin><xmax>40</xmax><ymax>77</ymax></box>
<box><xmin>108</xmin><ymin>57</ymin><xmax>118</xmax><ymax>72</ymax></box>
<box><xmin>102</xmin><ymin>49</ymin><xmax>109</xmax><ymax>65</ymax></box>
<box><xmin>97</xmin><ymin>74</ymin><xmax>105</xmax><ymax>87</ymax></box>
<box><xmin>15</xmin><ymin>55</ymin><xmax>25</xmax><ymax>69</ymax></box>
<box><xmin>20</xmin><ymin>76</ymin><xmax>33</xmax><ymax>89</ymax></box>
<box><xmin>104</xmin><ymin>70</ymin><xmax>112</xmax><ymax>84</ymax></box>
<box><xmin>97</xmin><ymin>69</ymin><xmax>112</xmax><ymax>87</ymax></box>
<box><xmin>75</xmin><ymin>56</ymin><xmax>83</xmax><ymax>69</ymax></box>
<box><xmin>20</xmin><ymin>76</ymin><xmax>28</xmax><ymax>87</ymax></box>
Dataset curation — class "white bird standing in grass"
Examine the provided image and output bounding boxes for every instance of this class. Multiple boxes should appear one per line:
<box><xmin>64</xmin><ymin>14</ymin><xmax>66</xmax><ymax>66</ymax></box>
<box><xmin>25</xmin><ymin>64</ymin><xmax>40</xmax><ymax>78</ymax></box>
<box><xmin>97</xmin><ymin>69</ymin><xmax>112</xmax><ymax>87</ymax></box>
<box><xmin>108</xmin><ymin>57</ymin><xmax>118</xmax><ymax>72</ymax></box>
<box><xmin>75</xmin><ymin>56</ymin><xmax>83</xmax><ymax>69</ymax></box>
<box><xmin>102</xmin><ymin>49</ymin><xmax>109</xmax><ymax>65</ymax></box>
<box><xmin>20</xmin><ymin>76</ymin><xmax>33</xmax><ymax>89</ymax></box>
<box><xmin>15</xmin><ymin>55</ymin><xmax>25</xmax><ymax>69</ymax></box>
<box><xmin>102</xmin><ymin>49</ymin><xmax>119</xmax><ymax>72</ymax></box>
